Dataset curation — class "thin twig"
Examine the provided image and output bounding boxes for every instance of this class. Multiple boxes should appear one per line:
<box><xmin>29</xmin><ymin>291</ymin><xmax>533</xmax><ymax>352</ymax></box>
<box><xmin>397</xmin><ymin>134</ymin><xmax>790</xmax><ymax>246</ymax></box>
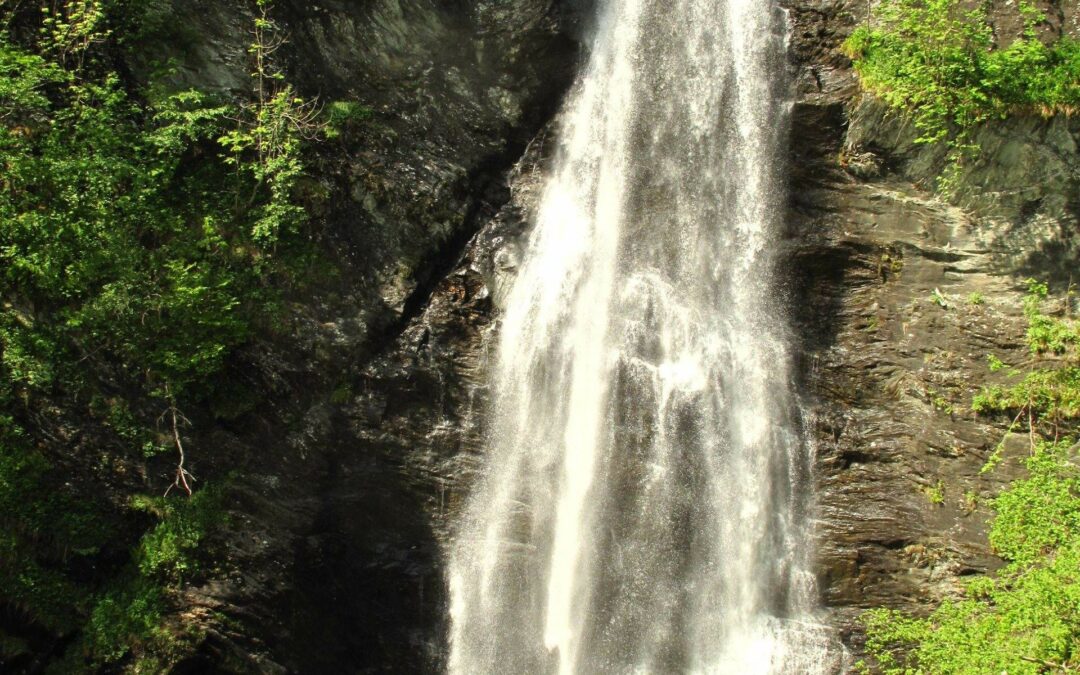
<box><xmin>161</xmin><ymin>384</ymin><xmax>195</xmax><ymax>497</ymax></box>
<box><xmin>1019</xmin><ymin>655</ymin><xmax>1069</xmax><ymax>671</ymax></box>
<box><xmin>1029</xmin><ymin>402</ymin><xmax>1036</xmax><ymax>452</ymax></box>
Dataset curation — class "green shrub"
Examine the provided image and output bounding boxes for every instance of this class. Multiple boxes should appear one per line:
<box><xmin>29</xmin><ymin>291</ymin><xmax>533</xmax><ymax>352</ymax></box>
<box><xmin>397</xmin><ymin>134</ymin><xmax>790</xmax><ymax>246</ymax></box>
<box><xmin>85</xmin><ymin>581</ymin><xmax>167</xmax><ymax>664</ymax></box>
<box><xmin>324</xmin><ymin>99</ymin><xmax>373</xmax><ymax>137</ymax></box>
<box><xmin>864</xmin><ymin>443</ymin><xmax>1080</xmax><ymax>674</ymax></box>
<box><xmin>133</xmin><ymin>487</ymin><xmax>224</xmax><ymax>581</ymax></box>
<box><xmin>844</xmin><ymin>0</ymin><xmax>1080</xmax><ymax>188</ymax></box>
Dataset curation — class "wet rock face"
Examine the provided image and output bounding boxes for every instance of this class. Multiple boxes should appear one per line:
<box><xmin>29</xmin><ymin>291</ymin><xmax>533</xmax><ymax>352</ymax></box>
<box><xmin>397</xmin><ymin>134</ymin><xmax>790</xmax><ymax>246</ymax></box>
<box><xmin>782</xmin><ymin>0</ymin><xmax>1080</xmax><ymax>663</ymax></box>
<box><xmin>156</xmin><ymin>0</ymin><xmax>579</xmax><ymax>331</ymax></box>
<box><xmin>279</xmin><ymin>135</ymin><xmax>562</xmax><ymax>675</ymax></box>
<box><xmin>788</xmin><ymin>163</ymin><xmax>1034</xmax><ymax>655</ymax></box>
<box><xmin>845</xmin><ymin>100</ymin><xmax>1080</xmax><ymax>282</ymax></box>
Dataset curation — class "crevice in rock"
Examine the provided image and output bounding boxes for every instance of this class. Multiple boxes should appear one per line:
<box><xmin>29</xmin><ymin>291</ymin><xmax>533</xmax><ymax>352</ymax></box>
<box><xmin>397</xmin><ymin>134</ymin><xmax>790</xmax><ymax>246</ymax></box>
<box><xmin>380</xmin><ymin>134</ymin><xmax>549</xmax><ymax>356</ymax></box>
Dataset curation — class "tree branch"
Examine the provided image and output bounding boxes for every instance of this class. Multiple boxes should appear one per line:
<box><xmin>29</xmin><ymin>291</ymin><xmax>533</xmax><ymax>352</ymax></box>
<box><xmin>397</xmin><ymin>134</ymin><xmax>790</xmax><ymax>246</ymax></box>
<box><xmin>161</xmin><ymin>384</ymin><xmax>195</xmax><ymax>497</ymax></box>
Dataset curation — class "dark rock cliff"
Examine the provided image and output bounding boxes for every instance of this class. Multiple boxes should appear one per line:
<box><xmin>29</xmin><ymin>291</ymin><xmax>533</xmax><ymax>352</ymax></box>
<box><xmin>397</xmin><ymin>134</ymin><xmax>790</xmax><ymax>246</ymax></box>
<box><xmin>783</xmin><ymin>0</ymin><xmax>1080</xmax><ymax>662</ymax></box>
<box><xmin>130</xmin><ymin>0</ymin><xmax>1080</xmax><ymax>672</ymax></box>
<box><xmin>139</xmin><ymin>1</ymin><xmax>581</xmax><ymax>672</ymax></box>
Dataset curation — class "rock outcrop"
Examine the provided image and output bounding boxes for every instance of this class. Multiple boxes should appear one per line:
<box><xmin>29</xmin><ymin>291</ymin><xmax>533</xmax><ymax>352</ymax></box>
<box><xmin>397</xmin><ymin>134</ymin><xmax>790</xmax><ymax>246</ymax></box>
<box><xmin>783</xmin><ymin>0</ymin><xmax>1080</xmax><ymax>662</ymax></box>
<box><xmin>141</xmin><ymin>2</ymin><xmax>581</xmax><ymax>672</ymax></box>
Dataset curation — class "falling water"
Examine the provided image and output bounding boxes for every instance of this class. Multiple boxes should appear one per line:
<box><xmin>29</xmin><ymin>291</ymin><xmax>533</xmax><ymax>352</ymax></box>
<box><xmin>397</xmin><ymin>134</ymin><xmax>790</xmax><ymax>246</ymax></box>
<box><xmin>447</xmin><ymin>0</ymin><xmax>837</xmax><ymax>672</ymax></box>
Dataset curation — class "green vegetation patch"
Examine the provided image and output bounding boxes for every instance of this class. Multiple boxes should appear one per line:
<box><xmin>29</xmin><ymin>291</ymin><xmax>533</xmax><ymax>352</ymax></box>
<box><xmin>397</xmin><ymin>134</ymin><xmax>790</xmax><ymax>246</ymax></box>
<box><xmin>863</xmin><ymin>441</ymin><xmax>1080</xmax><ymax>674</ymax></box>
<box><xmin>1</xmin><ymin>0</ymin><xmax>324</xmax><ymax>668</ymax></box>
<box><xmin>844</xmin><ymin>0</ymin><xmax>1080</xmax><ymax>187</ymax></box>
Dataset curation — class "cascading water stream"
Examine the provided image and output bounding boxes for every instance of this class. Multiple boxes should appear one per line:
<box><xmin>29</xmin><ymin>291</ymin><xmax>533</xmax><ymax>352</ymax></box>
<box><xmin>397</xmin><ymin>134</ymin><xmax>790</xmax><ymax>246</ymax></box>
<box><xmin>447</xmin><ymin>0</ymin><xmax>839</xmax><ymax>672</ymax></box>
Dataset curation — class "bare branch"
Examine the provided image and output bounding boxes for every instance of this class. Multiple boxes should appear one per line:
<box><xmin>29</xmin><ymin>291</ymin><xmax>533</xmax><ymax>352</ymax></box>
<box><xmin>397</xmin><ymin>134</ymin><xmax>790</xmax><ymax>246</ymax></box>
<box><xmin>162</xmin><ymin>384</ymin><xmax>195</xmax><ymax>497</ymax></box>
<box><xmin>1019</xmin><ymin>655</ymin><xmax>1071</xmax><ymax>672</ymax></box>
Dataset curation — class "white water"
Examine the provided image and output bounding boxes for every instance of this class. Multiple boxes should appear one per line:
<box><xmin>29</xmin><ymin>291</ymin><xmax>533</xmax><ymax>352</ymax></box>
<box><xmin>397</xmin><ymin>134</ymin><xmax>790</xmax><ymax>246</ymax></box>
<box><xmin>447</xmin><ymin>0</ymin><xmax>839</xmax><ymax>672</ymax></box>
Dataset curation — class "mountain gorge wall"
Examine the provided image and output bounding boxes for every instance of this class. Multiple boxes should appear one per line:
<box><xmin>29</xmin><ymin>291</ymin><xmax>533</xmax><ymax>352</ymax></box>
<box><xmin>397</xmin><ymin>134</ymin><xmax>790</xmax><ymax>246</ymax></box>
<box><xmin>125</xmin><ymin>0</ymin><xmax>1080</xmax><ymax>671</ymax></box>
<box><xmin>135</xmin><ymin>1</ymin><xmax>582</xmax><ymax>671</ymax></box>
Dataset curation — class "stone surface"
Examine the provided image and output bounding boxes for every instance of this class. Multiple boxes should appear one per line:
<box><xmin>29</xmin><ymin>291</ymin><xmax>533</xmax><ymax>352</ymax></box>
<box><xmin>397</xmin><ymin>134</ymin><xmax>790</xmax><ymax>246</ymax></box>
<box><xmin>783</xmin><ymin>0</ymin><xmax>1080</xmax><ymax>664</ymax></box>
<box><xmin>136</xmin><ymin>2</ymin><xmax>581</xmax><ymax>673</ymax></box>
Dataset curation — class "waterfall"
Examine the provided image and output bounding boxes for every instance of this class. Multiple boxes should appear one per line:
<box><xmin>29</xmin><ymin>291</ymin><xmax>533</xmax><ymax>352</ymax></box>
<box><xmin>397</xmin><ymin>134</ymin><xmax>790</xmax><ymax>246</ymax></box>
<box><xmin>447</xmin><ymin>0</ymin><xmax>838</xmax><ymax>672</ymax></box>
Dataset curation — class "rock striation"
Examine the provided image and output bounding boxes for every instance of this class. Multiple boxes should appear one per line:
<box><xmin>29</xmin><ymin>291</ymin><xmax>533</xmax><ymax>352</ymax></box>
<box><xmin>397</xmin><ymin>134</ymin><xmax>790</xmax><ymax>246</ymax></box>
<box><xmin>782</xmin><ymin>0</ymin><xmax>1080</xmax><ymax>660</ymax></box>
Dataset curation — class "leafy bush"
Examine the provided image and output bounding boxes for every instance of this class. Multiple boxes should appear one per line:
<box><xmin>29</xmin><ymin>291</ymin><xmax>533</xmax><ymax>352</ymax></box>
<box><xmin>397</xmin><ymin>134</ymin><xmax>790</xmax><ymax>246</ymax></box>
<box><xmin>324</xmin><ymin>100</ymin><xmax>373</xmax><ymax>138</ymax></box>
<box><xmin>78</xmin><ymin>487</ymin><xmax>224</xmax><ymax>667</ymax></box>
<box><xmin>132</xmin><ymin>487</ymin><xmax>224</xmax><ymax>581</ymax></box>
<box><xmin>864</xmin><ymin>442</ymin><xmax>1080</xmax><ymax>674</ymax></box>
<box><xmin>85</xmin><ymin>581</ymin><xmax>167</xmax><ymax>665</ymax></box>
<box><xmin>972</xmin><ymin>281</ymin><xmax>1080</xmax><ymax>441</ymax></box>
<box><xmin>844</xmin><ymin>0</ymin><xmax>1080</xmax><ymax>187</ymax></box>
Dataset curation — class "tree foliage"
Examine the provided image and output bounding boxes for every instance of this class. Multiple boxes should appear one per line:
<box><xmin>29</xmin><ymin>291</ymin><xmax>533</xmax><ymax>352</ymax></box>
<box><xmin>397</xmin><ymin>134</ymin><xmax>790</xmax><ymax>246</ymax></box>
<box><xmin>0</xmin><ymin>0</ymin><xmax>322</xmax><ymax>668</ymax></box>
